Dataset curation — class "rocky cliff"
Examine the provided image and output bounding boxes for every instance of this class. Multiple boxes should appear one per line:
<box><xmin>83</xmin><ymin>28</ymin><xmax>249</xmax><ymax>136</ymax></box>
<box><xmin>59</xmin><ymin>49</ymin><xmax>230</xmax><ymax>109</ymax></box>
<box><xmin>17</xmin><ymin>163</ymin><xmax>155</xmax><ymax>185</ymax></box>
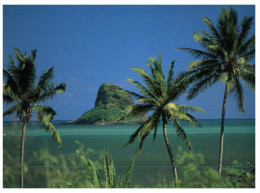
<box><xmin>69</xmin><ymin>83</ymin><xmax>147</xmax><ymax>125</ymax></box>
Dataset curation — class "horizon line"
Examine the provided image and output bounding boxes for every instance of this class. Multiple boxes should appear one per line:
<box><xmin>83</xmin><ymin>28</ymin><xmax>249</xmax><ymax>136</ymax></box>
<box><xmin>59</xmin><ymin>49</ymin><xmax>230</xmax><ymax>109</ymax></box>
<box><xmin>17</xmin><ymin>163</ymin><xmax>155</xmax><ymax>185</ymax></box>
<box><xmin>3</xmin><ymin>118</ymin><xmax>256</xmax><ymax>122</ymax></box>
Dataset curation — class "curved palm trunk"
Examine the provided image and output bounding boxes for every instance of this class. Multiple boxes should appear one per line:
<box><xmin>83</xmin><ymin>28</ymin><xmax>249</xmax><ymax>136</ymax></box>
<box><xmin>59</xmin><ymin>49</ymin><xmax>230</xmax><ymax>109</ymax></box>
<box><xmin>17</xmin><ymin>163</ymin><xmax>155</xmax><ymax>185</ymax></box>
<box><xmin>20</xmin><ymin>119</ymin><xmax>27</xmax><ymax>188</ymax></box>
<box><xmin>162</xmin><ymin>116</ymin><xmax>178</xmax><ymax>184</ymax></box>
<box><xmin>218</xmin><ymin>84</ymin><xmax>228</xmax><ymax>175</ymax></box>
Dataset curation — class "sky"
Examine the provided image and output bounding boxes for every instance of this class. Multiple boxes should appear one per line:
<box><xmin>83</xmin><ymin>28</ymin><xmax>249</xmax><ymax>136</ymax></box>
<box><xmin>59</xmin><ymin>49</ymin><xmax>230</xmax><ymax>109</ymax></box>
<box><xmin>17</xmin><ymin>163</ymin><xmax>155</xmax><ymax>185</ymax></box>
<box><xmin>3</xmin><ymin>5</ymin><xmax>255</xmax><ymax>121</ymax></box>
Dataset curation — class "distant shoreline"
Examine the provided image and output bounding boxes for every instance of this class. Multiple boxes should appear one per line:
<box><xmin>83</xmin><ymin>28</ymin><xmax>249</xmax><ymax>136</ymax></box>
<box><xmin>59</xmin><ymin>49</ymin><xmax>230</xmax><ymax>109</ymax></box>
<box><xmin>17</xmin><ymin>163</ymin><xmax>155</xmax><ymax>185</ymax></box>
<box><xmin>3</xmin><ymin>118</ymin><xmax>256</xmax><ymax>123</ymax></box>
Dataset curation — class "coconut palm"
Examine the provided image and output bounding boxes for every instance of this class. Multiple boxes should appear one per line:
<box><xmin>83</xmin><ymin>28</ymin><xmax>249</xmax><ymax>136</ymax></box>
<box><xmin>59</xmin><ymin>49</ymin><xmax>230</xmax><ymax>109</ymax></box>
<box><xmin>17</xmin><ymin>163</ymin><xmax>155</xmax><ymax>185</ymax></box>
<box><xmin>3</xmin><ymin>48</ymin><xmax>66</xmax><ymax>188</ymax></box>
<box><xmin>119</xmin><ymin>54</ymin><xmax>204</xmax><ymax>183</ymax></box>
<box><xmin>178</xmin><ymin>7</ymin><xmax>255</xmax><ymax>175</ymax></box>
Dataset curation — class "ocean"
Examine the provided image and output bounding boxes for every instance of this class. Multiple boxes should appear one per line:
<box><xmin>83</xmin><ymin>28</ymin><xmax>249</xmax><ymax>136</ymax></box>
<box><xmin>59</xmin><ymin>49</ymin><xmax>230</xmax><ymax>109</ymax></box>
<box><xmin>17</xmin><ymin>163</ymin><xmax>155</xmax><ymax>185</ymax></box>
<box><xmin>3</xmin><ymin>119</ymin><xmax>255</xmax><ymax>187</ymax></box>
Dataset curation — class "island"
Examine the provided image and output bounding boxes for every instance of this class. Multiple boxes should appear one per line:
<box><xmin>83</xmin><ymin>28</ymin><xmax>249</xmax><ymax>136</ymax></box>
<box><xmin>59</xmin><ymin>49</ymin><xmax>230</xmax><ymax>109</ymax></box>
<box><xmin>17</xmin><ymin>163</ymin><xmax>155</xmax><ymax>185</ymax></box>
<box><xmin>67</xmin><ymin>83</ymin><xmax>148</xmax><ymax>125</ymax></box>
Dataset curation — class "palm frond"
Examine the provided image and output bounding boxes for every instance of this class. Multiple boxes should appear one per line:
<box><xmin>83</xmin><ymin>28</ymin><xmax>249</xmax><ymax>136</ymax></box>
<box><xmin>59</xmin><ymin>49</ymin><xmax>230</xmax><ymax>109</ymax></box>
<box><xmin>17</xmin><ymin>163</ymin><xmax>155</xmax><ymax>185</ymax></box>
<box><xmin>175</xmin><ymin>104</ymin><xmax>205</xmax><ymax>113</ymax></box>
<box><xmin>237</xmin><ymin>16</ymin><xmax>254</xmax><ymax>46</ymax></box>
<box><xmin>188</xmin><ymin>60</ymin><xmax>220</xmax><ymax>70</ymax></box>
<box><xmin>3</xmin><ymin>68</ymin><xmax>19</xmax><ymax>96</ymax></box>
<box><xmin>127</xmin><ymin>78</ymin><xmax>157</xmax><ymax>102</ymax></box>
<box><xmin>167</xmin><ymin>72</ymin><xmax>189</xmax><ymax>102</ymax></box>
<box><xmin>185</xmin><ymin>113</ymin><xmax>202</xmax><ymax>127</ymax></box>
<box><xmin>3</xmin><ymin>104</ymin><xmax>22</xmax><ymax>117</ymax></box>
<box><xmin>124</xmin><ymin>119</ymin><xmax>149</xmax><ymax>146</ymax></box>
<box><xmin>147</xmin><ymin>54</ymin><xmax>164</xmax><ymax>79</ymax></box>
<box><xmin>132</xmin><ymin>67</ymin><xmax>154</xmax><ymax>88</ymax></box>
<box><xmin>166</xmin><ymin>60</ymin><xmax>175</xmax><ymax>87</ymax></box>
<box><xmin>38</xmin><ymin>83</ymin><xmax>66</xmax><ymax>102</ymax></box>
<box><xmin>217</xmin><ymin>7</ymin><xmax>239</xmax><ymax>53</ymax></box>
<box><xmin>34</xmin><ymin>105</ymin><xmax>62</xmax><ymax>147</ymax></box>
<box><xmin>239</xmin><ymin>68</ymin><xmax>255</xmax><ymax>90</ymax></box>
<box><xmin>230</xmin><ymin>76</ymin><xmax>244</xmax><ymax>113</ymax></box>
<box><xmin>34</xmin><ymin>105</ymin><xmax>56</xmax><ymax>120</ymax></box>
<box><xmin>42</xmin><ymin>115</ymin><xmax>62</xmax><ymax>147</ymax></box>
<box><xmin>37</xmin><ymin>66</ymin><xmax>54</xmax><ymax>91</ymax></box>
<box><xmin>202</xmin><ymin>17</ymin><xmax>224</xmax><ymax>48</ymax></box>
<box><xmin>242</xmin><ymin>64</ymin><xmax>254</xmax><ymax>72</ymax></box>
<box><xmin>187</xmin><ymin>73</ymin><xmax>220</xmax><ymax>100</ymax></box>
<box><xmin>118</xmin><ymin>104</ymin><xmax>153</xmax><ymax>121</ymax></box>
<box><xmin>236</xmin><ymin>34</ymin><xmax>255</xmax><ymax>58</ymax></box>
<box><xmin>55</xmin><ymin>83</ymin><xmax>66</xmax><ymax>93</ymax></box>
<box><xmin>151</xmin><ymin>113</ymin><xmax>161</xmax><ymax>143</ymax></box>
<box><xmin>3</xmin><ymin>83</ymin><xmax>18</xmax><ymax>103</ymax></box>
<box><xmin>29</xmin><ymin>49</ymin><xmax>37</xmax><ymax>62</ymax></box>
<box><xmin>172</xmin><ymin>119</ymin><xmax>192</xmax><ymax>151</ymax></box>
<box><xmin>136</xmin><ymin>113</ymin><xmax>161</xmax><ymax>154</ymax></box>
<box><xmin>12</xmin><ymin>50</ymin><xmax>37</xmax><ymax>93</ymax></box>
<box><xmin>14</xmin><ymin>48</ymin><xmax>24</xmax><ymax>64</ymax></box>
<box><xmin>117</xmin><ymin>89</ymin><xmax>145</xmax><ymax>100</ymax></box>
<box><xmin>171</xmin><ymin>110</ymin><xmax>197</xmax><ymax>127</ymax></box>
<box><xmin>178</xmin><ymin>48</ymin><xmax>217</xmax><ymax>60</ymax></box>
<box><xmin>193</xmin><ymin>32</ymin><xmax>223</xmax><ymax>55</ymax></box>
<box><xmin>137</xmin><ymin>98</ymin><xmax>158</xmax><ymax>106</ymax></box>
<box><xmin>124</xmin><ymin>112</ymin><xmax>160</xmax><ymax>154</ymax></box>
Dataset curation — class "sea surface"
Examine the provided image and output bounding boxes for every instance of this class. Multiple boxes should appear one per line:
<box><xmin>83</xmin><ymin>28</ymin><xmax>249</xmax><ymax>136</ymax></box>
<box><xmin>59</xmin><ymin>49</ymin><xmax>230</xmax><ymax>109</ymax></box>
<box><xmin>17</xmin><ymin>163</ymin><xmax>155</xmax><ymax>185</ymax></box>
<box><xmin>3</xmin><ymin>119</ymin><xmax>255</xmax><ymax>187</ymax></box>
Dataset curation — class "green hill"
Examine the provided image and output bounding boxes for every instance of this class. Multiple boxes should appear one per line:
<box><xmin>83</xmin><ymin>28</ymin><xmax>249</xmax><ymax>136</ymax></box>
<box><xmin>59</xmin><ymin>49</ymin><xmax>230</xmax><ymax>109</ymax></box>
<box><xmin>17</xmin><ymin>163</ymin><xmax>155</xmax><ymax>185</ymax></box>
<box><xmin>68</xmin><ymin>83</ymin><xmax>147</xmax><ymax>125</ymax></box>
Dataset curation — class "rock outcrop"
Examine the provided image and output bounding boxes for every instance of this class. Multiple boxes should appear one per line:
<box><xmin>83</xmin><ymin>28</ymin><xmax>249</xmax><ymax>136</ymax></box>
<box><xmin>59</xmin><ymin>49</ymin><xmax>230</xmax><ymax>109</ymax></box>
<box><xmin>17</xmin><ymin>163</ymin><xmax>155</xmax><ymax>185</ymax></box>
<box><xmin>68</xmin><ymin>83</ymin><xmax>147</xmax><ymax>124</ymax></box>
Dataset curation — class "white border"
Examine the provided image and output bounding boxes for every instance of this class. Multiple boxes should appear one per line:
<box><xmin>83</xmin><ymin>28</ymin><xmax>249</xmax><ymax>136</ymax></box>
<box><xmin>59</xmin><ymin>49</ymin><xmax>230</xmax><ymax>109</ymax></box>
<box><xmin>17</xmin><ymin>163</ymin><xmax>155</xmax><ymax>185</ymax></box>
<box><xmin>0</xmin><ymin>0</ymin><xmax>258</xmax><ymax>5</ymax></box>
<box><xmin>0</xmin><ymin>0</ymin><xmax>258</xmax><ymax>193</ymax></box>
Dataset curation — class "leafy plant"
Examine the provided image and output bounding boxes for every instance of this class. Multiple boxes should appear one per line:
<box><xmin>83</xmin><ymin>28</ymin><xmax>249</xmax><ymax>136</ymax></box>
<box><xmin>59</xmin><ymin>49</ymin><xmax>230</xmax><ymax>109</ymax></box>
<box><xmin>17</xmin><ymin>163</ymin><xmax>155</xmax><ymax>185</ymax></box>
<box><xmin>81</xmin><ymin>148</ymin><xmax>135</xmax><ymax>188</ymax></box>
<box><xmin>223</xmin><ymin>161</ymin><xmax>255</xmax><ymax>188</ymax></box>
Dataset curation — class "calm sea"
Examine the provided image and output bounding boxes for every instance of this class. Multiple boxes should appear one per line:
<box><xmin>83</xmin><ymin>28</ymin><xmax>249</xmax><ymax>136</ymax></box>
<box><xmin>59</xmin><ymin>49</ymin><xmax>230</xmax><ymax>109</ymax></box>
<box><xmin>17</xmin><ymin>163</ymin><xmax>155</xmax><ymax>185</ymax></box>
<box><xmin>3</xmin><ymin>119</ymin><xmax>255</xmax><ymax>187</ymax></box>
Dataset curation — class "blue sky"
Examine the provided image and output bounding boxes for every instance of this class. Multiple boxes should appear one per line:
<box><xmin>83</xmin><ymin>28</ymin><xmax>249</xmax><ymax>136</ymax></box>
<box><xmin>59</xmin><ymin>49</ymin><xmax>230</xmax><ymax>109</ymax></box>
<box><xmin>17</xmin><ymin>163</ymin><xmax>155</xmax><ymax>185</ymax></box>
<box><xmin>3</xmin><ymin>5</ymin><xmax>255</xmax><ymax>121</ymax></box>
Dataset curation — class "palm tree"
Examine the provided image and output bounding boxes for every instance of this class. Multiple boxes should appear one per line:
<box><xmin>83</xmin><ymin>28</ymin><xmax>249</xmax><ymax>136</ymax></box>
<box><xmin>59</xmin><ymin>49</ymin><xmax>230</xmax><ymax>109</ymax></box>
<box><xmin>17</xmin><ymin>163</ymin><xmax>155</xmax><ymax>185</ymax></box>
<box><xmin>3</xmin><ymin>48</ymin><xmax>66</xmax><ymax>188</ymax></box>
<box><xmin>119</xmin><ymin>54</ymin><xmax>204</xmax><ymax>183</ymax></box>
<box><xmin>178</xmin><ymin>7</ymin><xmax>255</xmax><ymax>175</ymax></box>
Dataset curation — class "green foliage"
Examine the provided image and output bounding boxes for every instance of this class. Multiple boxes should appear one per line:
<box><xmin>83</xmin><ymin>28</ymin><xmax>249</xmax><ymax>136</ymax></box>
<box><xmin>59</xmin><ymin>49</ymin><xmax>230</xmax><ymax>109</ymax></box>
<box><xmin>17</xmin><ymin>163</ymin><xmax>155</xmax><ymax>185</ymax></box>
<box><xmin>81</xmin><ymin>148</ymin><xmax>135</xmax><ymax>188</ymax></box>
<box><xmin>71</xmin><ymin>83</ymin><xmax>147</xmax><ymax>124</ymax></box>
<box><xmin>3</xmin><ymin>48</ymin><xmax>66</xmax><ymax>146</ymax></box>
<box><xmin>178</xmin><ymin>7</ymin><xmax>255</xmax><ymax>111</ymax></box>
<box><xmin>175</xmin><ymin>147</ymin><xmax>232</xmax><ymax>188</ymax></box>
<box><xmin>3</xmin><ymin>141</ymin><xmax>254</xmax><ymax>188</ymax></box>
<box><xmin>3</xmin><ymin>141</ymin><xmax>135</xmax><ymax>188</ymax></box>
<box><xmin>178</xmin><ymin>6</ymin><xmax>255</xmax><ymax>176</ymax></box>
<box><xmin>156</xmin><ymin>147</ymin><xmax>254</xmax><ymax>188</ymax></box>
<box><xmin>121</xmin><ymin>54</ymin><xmax>204</xmax><ymax>152</ymax></box>
<box><xmin>3</xmin><ymin>148</ymin><xmax>20</xmax><ymax>188</ymax></box>
<box><xmin>223</xmin><ymin>161</ymin><xmax>255</xmax><ymax>188</ymax></box>
<box><xmin>84</xmin><ymin>158</ymin><xmax>102</xmax><ymax>188</ymax></box>
<box><xmin>120</xmin><ymin>54</ymin><xmax>204</xmax><ymax>182</ymax></box>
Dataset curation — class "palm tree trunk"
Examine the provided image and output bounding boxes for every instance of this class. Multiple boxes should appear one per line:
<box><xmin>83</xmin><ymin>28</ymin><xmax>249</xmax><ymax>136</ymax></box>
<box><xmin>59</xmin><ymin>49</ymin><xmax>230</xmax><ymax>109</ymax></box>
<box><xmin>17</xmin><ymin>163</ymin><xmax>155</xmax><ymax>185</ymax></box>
<box><xmin>162</xmin><ymin>116</ymin><xmax>178</xmax><ymax>184</ymax></box>
<box><xmin>218</xmin><ymin>84</ymin><xmax>228</xmax><ymax>175</ymax></box>
<box><xmin>20</xmin><ymin>119</ymin><xmax>27</xmax><ymax>188</ymax></box>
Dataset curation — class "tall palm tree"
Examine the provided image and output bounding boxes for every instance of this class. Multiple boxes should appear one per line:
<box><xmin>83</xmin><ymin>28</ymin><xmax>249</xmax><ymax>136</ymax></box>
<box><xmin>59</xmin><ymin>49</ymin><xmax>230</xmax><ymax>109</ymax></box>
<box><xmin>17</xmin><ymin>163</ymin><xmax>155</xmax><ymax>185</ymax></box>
<box><xmin>119</xmin><ymin>54</ymin><xmax>204</xmax><ymax>183</ymax></box>
<box><xmin>178</xmin><ymin>7</ymin><xmax>255</xmax><ymax>175</ymax></box>
<box><xmin>3</xmin><ymin>48</ymin><xmax>66</xmax><ymax>188</ymax></box>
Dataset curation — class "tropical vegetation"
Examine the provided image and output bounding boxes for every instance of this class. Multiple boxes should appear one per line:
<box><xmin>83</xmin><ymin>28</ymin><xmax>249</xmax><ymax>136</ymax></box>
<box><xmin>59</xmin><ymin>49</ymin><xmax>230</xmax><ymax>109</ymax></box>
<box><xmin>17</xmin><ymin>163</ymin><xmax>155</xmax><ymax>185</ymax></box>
<box><xmin>70</xmin><ymin>83</ymin><xmax>147</xmax><ymax>124</ymax></box>
<box><xmin>178</xmin><ymin>7</ymin><xmax>255</xmax><ymax>175</ymax></box>
<box><xmin>3</xmin><ymin>48</ymin><xmax>66</xmax><ymax>188</ymax></box>
<box><xmin>81</xmin><ymin>148</ymin><xmax>135</xmax><ymax>188</ymax></box>
<box><xmin>3</xmin><ymin>6</ymin><xmax>255</xmax><ymax>189</ymax></box>
<box><xmin>118</xmin><ymin>54</ymin><xmax>204</xmax><ymax>183</ymax></box>
<box><xmin>3</xmin><ymin>140</ymin><xmax>255</xmax><ymax>188</ymax></box>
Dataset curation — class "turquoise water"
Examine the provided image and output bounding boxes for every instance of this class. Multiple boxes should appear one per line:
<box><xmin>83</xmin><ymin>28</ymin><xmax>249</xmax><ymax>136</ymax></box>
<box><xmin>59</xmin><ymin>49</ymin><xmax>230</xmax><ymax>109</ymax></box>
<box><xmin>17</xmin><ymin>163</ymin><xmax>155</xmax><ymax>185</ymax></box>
<box><xmin>3</xmin><ymin>119</ymin><xmax>255</xmax><ymax>187</ymax></box>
